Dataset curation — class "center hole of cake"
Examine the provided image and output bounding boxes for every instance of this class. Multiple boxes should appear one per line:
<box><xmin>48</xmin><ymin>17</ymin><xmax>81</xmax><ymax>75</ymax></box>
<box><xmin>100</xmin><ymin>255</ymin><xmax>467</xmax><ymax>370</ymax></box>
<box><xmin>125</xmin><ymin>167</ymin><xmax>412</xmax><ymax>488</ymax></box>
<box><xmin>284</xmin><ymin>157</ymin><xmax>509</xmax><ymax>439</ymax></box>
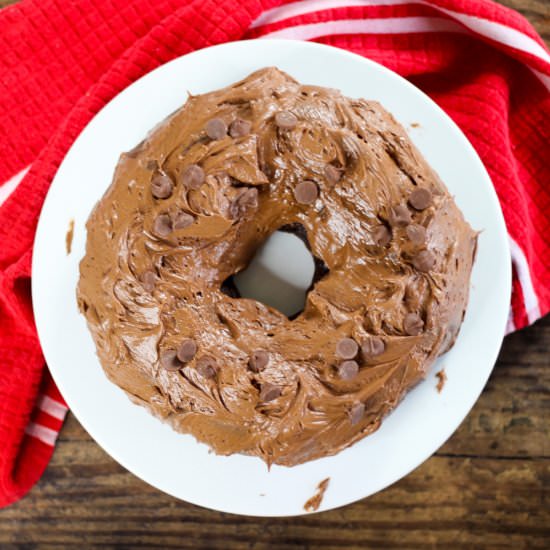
<box><xmin>233</xmin><ymin>231</ymin><xmax>316</xmax><ymax>318</ymax></box>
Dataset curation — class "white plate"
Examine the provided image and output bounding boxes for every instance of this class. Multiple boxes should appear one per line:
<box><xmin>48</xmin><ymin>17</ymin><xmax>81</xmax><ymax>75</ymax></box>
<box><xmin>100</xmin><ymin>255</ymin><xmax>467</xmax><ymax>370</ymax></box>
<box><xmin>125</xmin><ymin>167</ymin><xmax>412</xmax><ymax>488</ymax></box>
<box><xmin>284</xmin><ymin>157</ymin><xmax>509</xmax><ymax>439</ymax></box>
<box><xmin>32</xmin><ymin>40</ymin><xmax>511</xmax><ymax>516</ymax></box>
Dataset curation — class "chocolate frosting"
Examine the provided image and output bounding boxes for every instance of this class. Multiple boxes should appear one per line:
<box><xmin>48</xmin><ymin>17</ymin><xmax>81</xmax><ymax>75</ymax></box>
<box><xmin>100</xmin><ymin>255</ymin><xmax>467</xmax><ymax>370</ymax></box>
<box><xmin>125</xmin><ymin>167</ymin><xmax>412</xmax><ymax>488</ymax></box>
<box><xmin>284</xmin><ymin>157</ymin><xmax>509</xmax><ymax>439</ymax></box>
<box><xmin>77</xmin><ymin>68</ymin><xmax>477</xmax><ymax>466</ymax></box>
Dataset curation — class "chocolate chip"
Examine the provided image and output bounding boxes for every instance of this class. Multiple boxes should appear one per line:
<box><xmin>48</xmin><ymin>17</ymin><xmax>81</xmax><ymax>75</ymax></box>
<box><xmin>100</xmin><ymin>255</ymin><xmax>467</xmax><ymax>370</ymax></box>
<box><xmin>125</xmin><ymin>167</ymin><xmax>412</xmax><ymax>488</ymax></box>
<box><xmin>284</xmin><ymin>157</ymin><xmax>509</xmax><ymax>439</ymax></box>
<box><xmin>373</xmin><ymin>225</ymin><xmax>391</xmax><ymax>246</ymax></box>
<box><xmin>406</xmin><ymin>224</ymin><xmax>426</xmax><ymax>246</ymax></box>
<box><xmin>361</xmin><ymin>336</ymin><xmax>385</xmax><ymax>360</ymax></box>
<box><xmin>229</xmin><ymin>118</ymin><xmax>251</xmax><ymax>138</ymax></box>
<box><xmin>409</xmin><ymin>188</ymin><xmax>432</xmax><ymax>210</ymax></box>
<box><xmin>275</xmin><ymin>111</ymin><xmax>298</xmax><ymax>130</ymax></box>
<box><xmin>260</xmin><ymin>382</ymin><xmax>282</xmax><ymax>402</ymax></box>
<box><xmin>196</xmin><ymin>355</ymin><xmax>218</xmax><ymax>379</ymax></box>
<box><xmin>230</xmin><ymin>187</ymin><xmax>259</xmax><ymax>219</ymax></box>
<box><xmin>249</xmin><ymin>350</ymin><xmax>269</xmax><ymax>373</ymax></box>
<box><xmin>139</xmin><ymin>270</ymin><xmax>157</xmax><ymax>292</ymax></box>
<box><xmin>324</xmin><ymin>164</ymin><xmax>342</xmax><ymax>185</ymax></box>
<box><xmin>205</xmin><ymin>118</ymin><xmax>227</xmax><ymax>140</ymax></box>
<box><xmin>173</xmin><ymin>211</ymin><xmax>195</xmax><ymax>230</ymax></box>
<box><xmin>338</xmin><ymin>360</ymin><xmax>359</xmax><ymax>381</ymax></box>
<box><xmin>348</xmin><ymin>402</ymin><xmax>365</xmax><ymax>425</ymax></box>
<box><xmin>150</xmin><ymin>172</ymin><xmax>173</xmax><ymax>199</ymax></box>
<box><xmin>404</xmin><ymin>312</ymin><xmax>424</xmax><ymax>335</ymax></box>
<box><xmin>336</xmin><ymin>338</ymin><xmax>358</xmax><ymax>359</ymax></box>
<box><xmin>153</xmin><ymin>213</ymin><xmax>173</xmax><ymax>237</ymax></box>
<box><xmin>294</xmin><ymin>181</ymin><xmax>318</xmax><ymax>205</ymax></box>
<box><xmin>160</xmin><ymin>350</ymin><xmax>182</xmax><ymax>371</ymax></box>
<box><xmin>412</xmin><ymin>249</ymin><xmax>435</xmax><ymax>272</ymax></box>
<box><xmin>181</xmin><ymin>164</ymin><xmax>205</xmax><ymax>190</ymax></box>
<box><xmin>177</xmin><ymin>339</ymin><xmax>197</xmax><ymax>363</ymax></box>
<box><xmin>388</xmin><ymin>204</ymin><xmax>412</xmax><ymax>227</ymax></box>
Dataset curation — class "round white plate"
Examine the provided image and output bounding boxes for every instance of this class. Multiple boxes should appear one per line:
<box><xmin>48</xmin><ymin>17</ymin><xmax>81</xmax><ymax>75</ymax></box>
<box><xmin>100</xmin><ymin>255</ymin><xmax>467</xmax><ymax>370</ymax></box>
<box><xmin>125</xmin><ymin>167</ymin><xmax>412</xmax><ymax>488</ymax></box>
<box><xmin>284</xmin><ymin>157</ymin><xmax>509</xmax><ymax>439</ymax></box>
<box><xmin>32</xmin><ymin>40</ymin><xmax>511</xmax><ymax>516</ymax></box>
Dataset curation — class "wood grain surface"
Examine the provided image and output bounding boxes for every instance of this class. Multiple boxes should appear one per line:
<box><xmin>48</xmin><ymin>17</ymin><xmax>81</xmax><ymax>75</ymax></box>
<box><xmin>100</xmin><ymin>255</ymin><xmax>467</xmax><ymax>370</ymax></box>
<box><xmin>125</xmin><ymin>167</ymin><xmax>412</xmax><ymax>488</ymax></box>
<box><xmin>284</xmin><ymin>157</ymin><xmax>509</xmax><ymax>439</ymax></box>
<box><xmin>0</xmin><ymin>1</ymin><xmax>548</xmax><ymax>548</ymax></box>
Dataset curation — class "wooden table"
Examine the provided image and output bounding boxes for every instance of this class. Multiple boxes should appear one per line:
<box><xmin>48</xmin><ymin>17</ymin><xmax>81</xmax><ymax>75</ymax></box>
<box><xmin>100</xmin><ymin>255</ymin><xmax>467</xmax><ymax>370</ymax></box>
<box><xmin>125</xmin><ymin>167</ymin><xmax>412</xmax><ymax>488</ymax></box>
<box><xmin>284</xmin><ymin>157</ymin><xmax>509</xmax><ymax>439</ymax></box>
<box><xmin>1</xmin><ymin>0</ymin><xmax>548</xmax><ymax>547</ymax></box>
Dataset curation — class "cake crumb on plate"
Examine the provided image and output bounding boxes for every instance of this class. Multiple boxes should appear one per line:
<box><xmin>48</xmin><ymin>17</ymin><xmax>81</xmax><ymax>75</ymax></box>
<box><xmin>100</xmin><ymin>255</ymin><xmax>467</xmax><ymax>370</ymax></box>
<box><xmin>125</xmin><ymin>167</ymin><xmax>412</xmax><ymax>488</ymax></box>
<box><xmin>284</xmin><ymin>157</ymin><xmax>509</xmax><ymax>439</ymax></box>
<box><xmin>65</xmin><ymin>218</ymin><xmax>75</xmax><ymax>255</ymax></box>
<box><xmin>304</xmin><ymin>477</ymin><xmax>330</xmax><ymax>512</ymax></box>
<box><xmin>436</xmin><ymin>369</ymin><xmax>447</xmax><ymax>393</ymax></box>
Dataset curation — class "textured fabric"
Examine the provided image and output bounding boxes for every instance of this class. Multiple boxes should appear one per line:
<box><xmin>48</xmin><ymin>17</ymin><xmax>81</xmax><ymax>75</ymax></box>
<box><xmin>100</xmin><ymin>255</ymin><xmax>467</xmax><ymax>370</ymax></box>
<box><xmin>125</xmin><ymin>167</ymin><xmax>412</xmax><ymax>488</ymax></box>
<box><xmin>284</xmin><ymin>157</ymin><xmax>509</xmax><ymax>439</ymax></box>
<box><xmin>0</xmin><ymin>0</ymin><xmax>548</xmax><ymax>508</ymax></box>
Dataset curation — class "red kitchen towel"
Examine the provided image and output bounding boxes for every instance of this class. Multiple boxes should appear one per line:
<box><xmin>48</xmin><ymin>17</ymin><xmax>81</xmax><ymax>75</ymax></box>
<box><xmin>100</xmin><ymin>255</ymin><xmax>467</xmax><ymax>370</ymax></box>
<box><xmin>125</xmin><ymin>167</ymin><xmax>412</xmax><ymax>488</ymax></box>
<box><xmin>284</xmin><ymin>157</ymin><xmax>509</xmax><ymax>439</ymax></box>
<box><xmin>0</xmin><ymin>0</ymin><xmax>548</xmax><ymax>508</ymax></box>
